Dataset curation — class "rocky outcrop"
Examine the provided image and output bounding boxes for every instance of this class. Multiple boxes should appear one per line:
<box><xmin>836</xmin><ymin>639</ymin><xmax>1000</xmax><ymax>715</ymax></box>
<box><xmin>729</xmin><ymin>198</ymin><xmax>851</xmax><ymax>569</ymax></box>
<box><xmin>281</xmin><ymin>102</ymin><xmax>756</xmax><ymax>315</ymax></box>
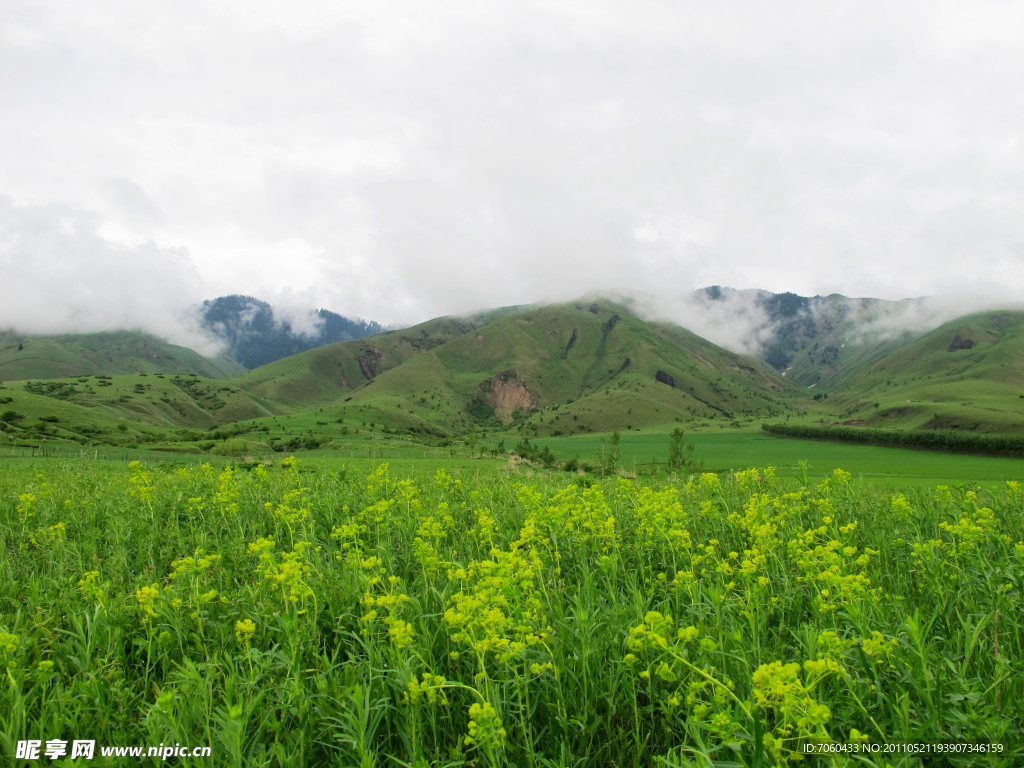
<box><xmin>478</xmin><ymin>369</ymin><xmax>538</xmax><ymax>420</ymax></box>
<box><xmin>338</xmin><ymin>369</ymin><xmax>350</xmax><ymax>388</ymax></box>
<box><xmin>358</xmin><ymin>346</ymin><xmax>383</xmax><ymax>380</ymax></box>
<box><xmin>588</xmin><ymin>303</ymin><xmax>604</xmax><ymax>314</ymax></box>
<box><xmin>656</xmin><ymin>370</ymin><xmax>675</xmax><ymax>387</ymax></box>
<box><xmin>603</xmin><ymin>314</ymin><xmax>620</xmax><ymax>333</ymax></box>
<box><xmin>616</xmin><ymin>358</ymin><xmax>631</xmax><ymax>374</ymax></box>
<box><xmin>949</xmin><ymin>335</ymin><xmax>975</xmax><ymax>352</ymax></box>
<box><xmin>358</xmin><ymin>357</ymin><xmax>375</xmax><ymax>380</ymax></box>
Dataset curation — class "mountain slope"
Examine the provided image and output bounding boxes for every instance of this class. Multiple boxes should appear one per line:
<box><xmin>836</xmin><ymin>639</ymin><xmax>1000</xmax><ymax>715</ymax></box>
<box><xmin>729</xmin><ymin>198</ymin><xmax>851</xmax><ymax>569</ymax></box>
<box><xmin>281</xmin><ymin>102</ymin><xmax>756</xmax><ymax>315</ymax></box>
<box><xmin>0</xmin><ymin>331</ymin><xmax>243</xmax><ymax>382</ymax></box>
<box><xmin>0</xmin><ymin>372</ymin><xmax>281</xmax><ymax>438</ymax></box>
<box><xmin>818</xmin><ymin>311</ymin><xmax>1024</xmax><ymax>432</ymax></box>
<box><xmin>236</xmin><ymin>298</ymin><xmax>798</xmax><ymax>435</ymax></box>
<box><xmin>690</xmin><ymin>287</ymin><xmax>920</xmax><ymax>386</ymax></box>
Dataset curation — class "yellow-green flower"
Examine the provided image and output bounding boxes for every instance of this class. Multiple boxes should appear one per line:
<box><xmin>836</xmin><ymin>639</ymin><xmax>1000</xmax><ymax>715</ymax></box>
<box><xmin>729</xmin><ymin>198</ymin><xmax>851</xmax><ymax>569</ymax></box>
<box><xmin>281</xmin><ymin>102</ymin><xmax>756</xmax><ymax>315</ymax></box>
<box><xmin>235</xmin><ymin>619</ymin><xmax>256</xmax><ymax>644</ymax></box>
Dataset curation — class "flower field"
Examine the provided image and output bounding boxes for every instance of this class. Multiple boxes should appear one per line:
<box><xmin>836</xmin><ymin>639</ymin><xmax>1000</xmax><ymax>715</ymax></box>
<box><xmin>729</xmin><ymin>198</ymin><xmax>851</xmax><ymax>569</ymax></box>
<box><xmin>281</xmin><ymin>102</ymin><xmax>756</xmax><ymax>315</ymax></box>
<box><xmin>1</xmin><ymin>459</ymin><xmax>1022</xmax><ymax>766</ymax></box>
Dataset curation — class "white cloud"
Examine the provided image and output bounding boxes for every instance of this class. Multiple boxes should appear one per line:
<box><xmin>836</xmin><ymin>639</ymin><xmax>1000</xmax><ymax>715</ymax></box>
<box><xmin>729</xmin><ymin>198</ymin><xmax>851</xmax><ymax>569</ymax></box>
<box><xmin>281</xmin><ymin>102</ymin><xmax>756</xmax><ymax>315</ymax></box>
<box><xmin>0</xmin><ymin>0</ymin><xmax>1022</xmax><ymax>333</ymax></box>
<box><xmin>0</xmin><ymin>197</ymin><xmax>220</xmax><ymax>353</ymax></box>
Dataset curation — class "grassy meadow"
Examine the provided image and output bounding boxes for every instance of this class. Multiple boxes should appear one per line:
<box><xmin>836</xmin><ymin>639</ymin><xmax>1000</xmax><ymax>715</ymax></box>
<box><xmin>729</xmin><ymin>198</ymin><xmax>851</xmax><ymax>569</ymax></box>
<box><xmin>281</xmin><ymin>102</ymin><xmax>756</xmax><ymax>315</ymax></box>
<box><xmin>530</xmin><ymin>430</ymin><xmax>1024</xmax><ymax>487</ymax></box>
<box><xmin>1</xmin><ymin>455</ymin><xmax>1022</xmax><ymax>767</ymax></box>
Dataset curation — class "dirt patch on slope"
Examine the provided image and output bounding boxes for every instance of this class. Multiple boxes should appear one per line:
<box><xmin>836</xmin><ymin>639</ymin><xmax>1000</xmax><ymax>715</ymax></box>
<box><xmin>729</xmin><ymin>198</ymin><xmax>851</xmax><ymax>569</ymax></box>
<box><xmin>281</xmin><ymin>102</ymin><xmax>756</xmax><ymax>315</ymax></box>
<box><xmin>478</xmin><ymin>369</ymin><xmax>539</xmax><ymax>420</ymax></box>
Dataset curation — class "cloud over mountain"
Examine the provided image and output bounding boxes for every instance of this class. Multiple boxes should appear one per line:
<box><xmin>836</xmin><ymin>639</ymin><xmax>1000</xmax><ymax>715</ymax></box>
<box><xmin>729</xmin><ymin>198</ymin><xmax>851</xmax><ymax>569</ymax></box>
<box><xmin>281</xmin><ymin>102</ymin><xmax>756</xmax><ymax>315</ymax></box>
<box><xmin>2</xmin><ymin>1</ymin><xmax>1024</xmax><ymax>327</ymax></box>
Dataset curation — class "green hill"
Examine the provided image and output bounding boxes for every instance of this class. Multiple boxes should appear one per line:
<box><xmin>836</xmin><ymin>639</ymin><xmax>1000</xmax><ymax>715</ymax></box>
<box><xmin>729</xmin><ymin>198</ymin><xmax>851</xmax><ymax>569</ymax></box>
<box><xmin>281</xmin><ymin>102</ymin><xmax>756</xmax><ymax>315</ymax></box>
<box><xmin>0</xmin><ymin>372</ymin><xmax>279</xmax><ymax>448</ymax></box>
<box><xmin>11</xmin><ymin>299</ymin><xmax>1024</xmax><ymax>456</ymax></box>
<box><xmin>235</xmin><ymin>298</ymin><xmax>797</xmax><ymax>436</ymax></box>
<box><xmin>0</xmin><ymin>331</ymin><xmax>243</xmax><ymax>381</ymax></box>
<box><xmin>807</xmin><ymin>311</ymin><xmax>1024</xmax><ymax>433</ymax></box>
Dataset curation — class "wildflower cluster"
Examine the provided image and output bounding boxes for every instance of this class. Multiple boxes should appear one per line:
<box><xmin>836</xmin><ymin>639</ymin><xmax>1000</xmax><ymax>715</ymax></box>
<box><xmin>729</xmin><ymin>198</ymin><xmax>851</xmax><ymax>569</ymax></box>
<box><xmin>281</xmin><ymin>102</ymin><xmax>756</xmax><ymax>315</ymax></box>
<box><xmin>25</xmin><ymin>521</ymin><xmax>66</xmax><ymax>549</ymax></box>
<box><xmin>464</xmin><ymin>701</ymin><xmax>506</xmax><ymax>752</ymax></box>
<box><xmin>4</xmin><ymin>458</ymin><xmax>1023</xmax><ymax>767</ymax></box>
<box><xmin>625</xmin><ymin>611</ymin><xmax>741</xmax><ymax>739</ymax></box>
<box><xmin>404</xmin><ymin>672</ymin><xmax>448</xmax><ymax>706</ymax></box>
<box><xmin>514</xmin><ymin>484</ymin><xmax>617</xmax><ymax>564</ymax></box>
<box><xmin>788</xmin><ymin>516</ymin><xmax>880</xmax><ymax>613</ymax></box>
<box><xmin>249</xmin><ymin>537</ymin><xmax>315</xmax><ymax>608</ymax></box>
<box><xmin>168</xmin><ymin>549</ymin><xmax>223</xmax><ymax>620</ymax></box>
<box><xmin>267</xmin><ymin>488</ymin><xmax>309</xmax><ymax>528</ymax></box>
<box><xmin>77</xmin><ymin>570</ymin><xmax>108</xmax><ymax>602</ymax></box>
<box><xmin>445</xmin><ymin>548</ymin><xmax>551</xmax><ymax>667</ymax></box>
<box><xmin>234</xmin><ymin>619</ymin><xmax>256</xmax><ymax>644</ymax></box>
<box><xmin>938</xmin><ymin>492</ymin><xmax>1007</xmax><ymax>555</ymax></box>
<box><xmin>752</xmin><ymin>660</ymin><xmax>832</xmax><ymax>763</ymax></box>
<box><xmin>360</xmin><ymin>577</ymin><xmax>415</xmax><ymax>649</ymax></box>
<box><xmin>0</xmin><ymin>631</ymin><xmax>19</xmax><ymax>666</ymax></box>
<box><xmin>215</xmin><ymin>465</ymin><xmax>240</xmax><ymax>519</ymax></box>
<box><xmin>127</xmin><ymin>461</ymin><xmax>154</xmax><ymax>511</ymax></box>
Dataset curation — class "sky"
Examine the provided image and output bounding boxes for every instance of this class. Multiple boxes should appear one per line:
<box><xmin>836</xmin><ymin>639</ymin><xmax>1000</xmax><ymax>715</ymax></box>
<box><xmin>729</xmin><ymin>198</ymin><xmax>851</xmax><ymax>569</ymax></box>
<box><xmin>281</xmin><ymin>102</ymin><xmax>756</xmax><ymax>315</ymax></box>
<box><xmin>2</xmin><ymin>0</ymin><xmax>1023</xmax><ymax>347</ymax></box>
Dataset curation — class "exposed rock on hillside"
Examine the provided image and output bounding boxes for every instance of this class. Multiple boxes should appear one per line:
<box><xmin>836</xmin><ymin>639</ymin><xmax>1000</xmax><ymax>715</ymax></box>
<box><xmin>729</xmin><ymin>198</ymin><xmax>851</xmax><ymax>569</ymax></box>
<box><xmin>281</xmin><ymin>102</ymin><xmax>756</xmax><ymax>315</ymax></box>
<box><xmin>948</xmin><ymin>335</ymin><xmax>975</xmax><ymax>352</ymax></box>
<box><xmin>358</xmin><ymin>347</ymin><xmax>382</xmax><ymax>380</ymax></box>
<box><xmin>479</xmin><ymin>369</ymin><xmax>538</xmax><ymax>420</ymax></box>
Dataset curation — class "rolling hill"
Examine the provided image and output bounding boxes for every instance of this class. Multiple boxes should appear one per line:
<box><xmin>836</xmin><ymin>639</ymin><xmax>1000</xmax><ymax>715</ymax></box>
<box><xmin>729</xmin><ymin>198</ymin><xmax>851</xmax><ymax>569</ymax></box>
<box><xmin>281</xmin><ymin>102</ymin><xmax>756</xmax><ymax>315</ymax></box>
<box><xmin>233</xmin><ymin>298</ymin><xmax>798</xmax><ymax>436</ymax></box>
<box><xmin>0</xmin><ymin>371</ymin><xmax>281</xmax><ymax>448</ymax></box>
<box><xmin>0</xmin><ymin>331</ymin><xmax>243</xmax><ymax>382</ymax></box>
<box><xmin>8</xmin><ymin>293</ymin><xmax>1024</xmax><ymax>459</ymax></box>
<box><xmin>807</xmin><ymin>310</ymin><xmax>1024</xmax><ymax>433</ymax></box>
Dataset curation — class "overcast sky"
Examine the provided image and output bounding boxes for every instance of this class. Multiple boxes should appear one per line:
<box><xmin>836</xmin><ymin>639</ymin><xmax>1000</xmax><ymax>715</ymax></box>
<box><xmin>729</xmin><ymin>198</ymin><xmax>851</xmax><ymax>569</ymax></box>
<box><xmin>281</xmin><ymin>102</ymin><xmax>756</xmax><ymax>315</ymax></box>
<box><xmin>2</xmin><ymin>0</ymin><xmax>1023</xmax><ymax>341</ymax></box>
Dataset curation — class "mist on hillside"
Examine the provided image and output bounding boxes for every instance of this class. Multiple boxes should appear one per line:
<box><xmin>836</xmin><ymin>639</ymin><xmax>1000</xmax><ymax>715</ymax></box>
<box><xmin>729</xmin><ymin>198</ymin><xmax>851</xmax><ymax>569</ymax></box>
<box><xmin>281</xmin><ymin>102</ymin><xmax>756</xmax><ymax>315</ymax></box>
<box><xmin>632</xmin><ymin>287</ymin><xmax>1024</xmax><ymax>365</ymax></box>
<box><xmin>0</xmin><ymin>198</ymin><xmax>363</xmax><ymax>358</ymax></box>
<box><xmin>0</xmin><ymin>197</ymin><xmax>220</xmax><ymax>353</ymax></box>
<box><xmin>5</xmin><ymin>195</ymin><xmax>1022</xmax><ymax>367</ymax></box>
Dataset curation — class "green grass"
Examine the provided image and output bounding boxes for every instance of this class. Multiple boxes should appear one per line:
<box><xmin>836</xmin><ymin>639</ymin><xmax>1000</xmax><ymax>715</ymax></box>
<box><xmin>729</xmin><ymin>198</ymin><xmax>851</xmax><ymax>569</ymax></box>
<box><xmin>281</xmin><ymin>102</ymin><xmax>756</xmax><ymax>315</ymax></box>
<box><xmin>530</xmin><ymin>429</ymin><xmax>1024</xmax><ymax>485</ymax></box>
<box><xmin>0</xmin><ymin>330</ymin><xmax>243</xmax><ymax>381</ymax></box>
<box><xmin>0</xmin><ymin>373</ymin><xmax>279</xmax><ymax>441</ymax></box>
<box><xmin>1</xmin><ymin>460</ymin><xmax>1022</xmax><ymax>766</ymax></box>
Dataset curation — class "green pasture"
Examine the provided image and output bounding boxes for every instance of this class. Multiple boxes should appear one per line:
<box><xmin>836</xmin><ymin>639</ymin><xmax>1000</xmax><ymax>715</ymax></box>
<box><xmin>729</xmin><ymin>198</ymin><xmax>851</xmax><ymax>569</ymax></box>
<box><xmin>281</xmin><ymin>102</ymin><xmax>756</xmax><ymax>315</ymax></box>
<box><xmin>530</xmin><ymin>429</ymin><xmax>1024</xmax><ymax>486</ymax></box>
<box><xmin>6</xmin><ymin>425</ymin><xmax>1024</xmax><ymax>487</ymax></box>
